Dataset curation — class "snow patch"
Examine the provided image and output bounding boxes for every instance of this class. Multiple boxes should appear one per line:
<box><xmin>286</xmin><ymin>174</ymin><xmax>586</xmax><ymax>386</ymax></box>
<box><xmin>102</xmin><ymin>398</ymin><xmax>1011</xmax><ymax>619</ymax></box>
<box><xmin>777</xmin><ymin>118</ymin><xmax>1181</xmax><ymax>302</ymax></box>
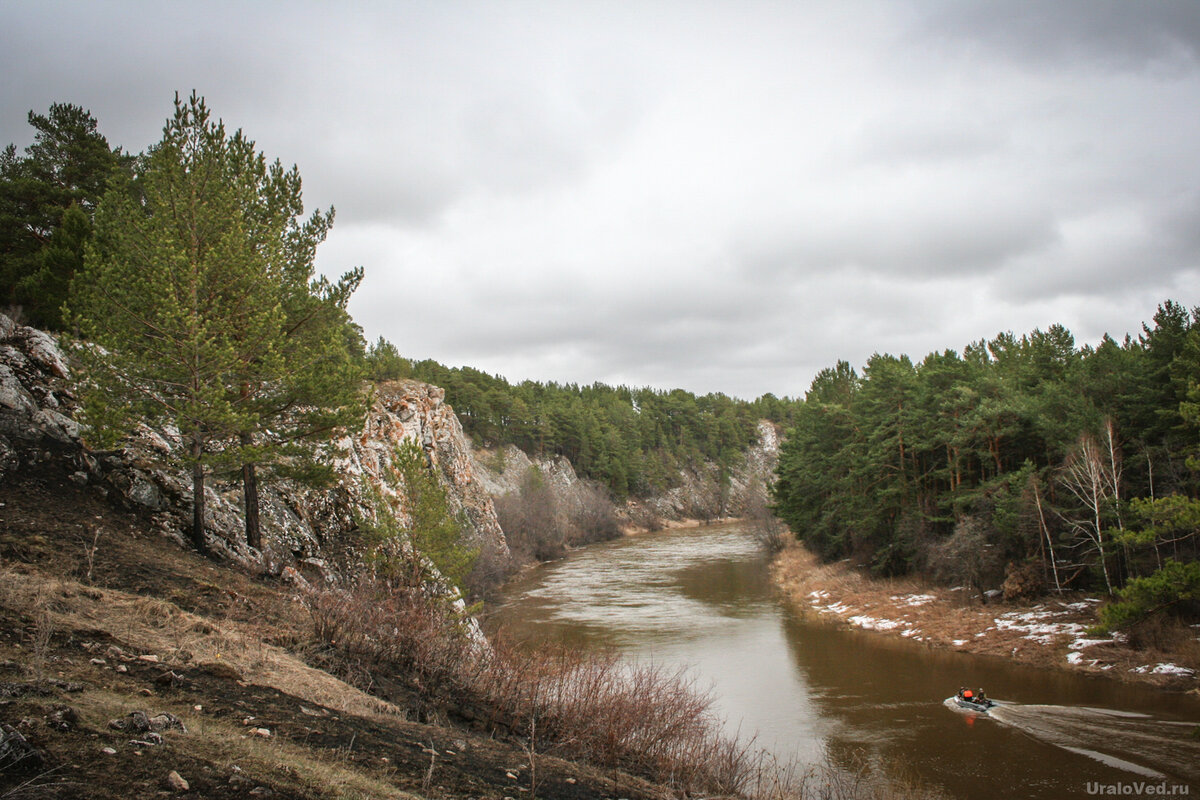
<box><xmin>893</xmin><ymin>593</ymin><xmax>935</xmax><ymax>607</ymax></box>
<box><xmin>848</xmin><ymin>616</ymin><xmax>903</xmax><ymax>631</ymax></box>
<box><xmin>993</xmin><ymin>608</ymin><xmax>1087</xmax><ymax>644</ymax></box>
<box><xmin>1068</xmin><ymin>638</ymin><xmax>1115</xmax><ymax>650</ymax></box>
<box><xmin>1130</xmin><ymin>663</ymin><xmax>1195</xmax><ymax>677</ymax></box>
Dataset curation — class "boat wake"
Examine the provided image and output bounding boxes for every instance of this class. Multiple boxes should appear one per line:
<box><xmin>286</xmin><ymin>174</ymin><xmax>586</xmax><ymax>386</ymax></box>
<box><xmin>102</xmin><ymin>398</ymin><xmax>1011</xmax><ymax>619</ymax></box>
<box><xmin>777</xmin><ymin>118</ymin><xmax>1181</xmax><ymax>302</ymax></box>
<box><xmin>978</xmin><ymin>702</ymin><xmax>1199</xmax><ymax>784</ymax></box>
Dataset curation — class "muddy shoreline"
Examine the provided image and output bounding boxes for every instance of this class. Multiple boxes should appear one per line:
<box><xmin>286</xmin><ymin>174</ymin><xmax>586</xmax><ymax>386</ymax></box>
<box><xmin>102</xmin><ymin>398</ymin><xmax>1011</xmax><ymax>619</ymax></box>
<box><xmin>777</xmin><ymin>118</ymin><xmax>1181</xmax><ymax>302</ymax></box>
<box><xmin>770</xmin><ymin>543</ymin><xmax>1199</xmax><ymax>693</ymax></box>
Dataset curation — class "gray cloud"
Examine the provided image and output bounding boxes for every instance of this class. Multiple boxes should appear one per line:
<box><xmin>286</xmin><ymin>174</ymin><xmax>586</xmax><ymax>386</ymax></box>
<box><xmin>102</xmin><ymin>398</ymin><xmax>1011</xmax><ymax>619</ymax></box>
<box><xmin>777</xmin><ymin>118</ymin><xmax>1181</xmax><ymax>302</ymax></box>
<box><xmin>4</xmin><ymin>0</ymin><xmax>1200</xmax><ymax>399</ymax></box>
<box><xmin>912</xmin><ymin>0</ymin><xmax>1200</xmax><ymax>70</ymax></box>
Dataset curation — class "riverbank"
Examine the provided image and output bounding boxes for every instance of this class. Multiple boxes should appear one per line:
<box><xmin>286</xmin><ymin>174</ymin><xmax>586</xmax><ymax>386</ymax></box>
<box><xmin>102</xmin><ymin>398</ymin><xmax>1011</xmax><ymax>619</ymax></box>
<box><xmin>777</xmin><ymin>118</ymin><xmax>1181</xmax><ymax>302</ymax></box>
<box><xmin>770</xmin><ymin>542</ymin><xmax>1200</xmax><ymax>691</ymax></box>
<box><xmin>619</xmin><ymin>514</ymin><xmax>742</xmax><ymax>536</ymax></box>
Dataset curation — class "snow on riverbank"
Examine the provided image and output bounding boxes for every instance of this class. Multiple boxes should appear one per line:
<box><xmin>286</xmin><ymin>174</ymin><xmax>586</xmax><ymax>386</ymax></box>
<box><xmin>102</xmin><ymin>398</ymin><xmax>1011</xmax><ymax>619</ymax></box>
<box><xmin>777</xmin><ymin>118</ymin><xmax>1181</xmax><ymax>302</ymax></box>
<box><xmin>771</xmin><ymin>543</ymin><xmax>1199</xmax><ymax>688</ymax></box>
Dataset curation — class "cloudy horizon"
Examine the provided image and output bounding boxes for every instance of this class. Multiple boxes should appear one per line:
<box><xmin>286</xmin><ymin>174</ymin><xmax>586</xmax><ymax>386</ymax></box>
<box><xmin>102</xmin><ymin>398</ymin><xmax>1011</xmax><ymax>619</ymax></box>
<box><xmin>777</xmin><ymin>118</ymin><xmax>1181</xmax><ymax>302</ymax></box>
<box><xmin>4</xmin><ymin>1</ymin><xmax>1199</xmax><ymax>400</ymax></box>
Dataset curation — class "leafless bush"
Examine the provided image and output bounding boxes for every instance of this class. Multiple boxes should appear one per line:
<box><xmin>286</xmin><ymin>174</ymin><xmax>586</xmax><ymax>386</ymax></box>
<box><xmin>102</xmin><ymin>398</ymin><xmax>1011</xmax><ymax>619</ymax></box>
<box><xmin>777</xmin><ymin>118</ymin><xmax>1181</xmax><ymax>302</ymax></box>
<box><xmin>625</xmin><ymin>505</ymin><xmax>664</xmax><ymax>532</ymax></box>
<box><xmin>76</xmin><ymin>527</ymin><xmax>103</xmax><ymax>585</ymax></box>
<box><xmin>464</xmin><ymin>538</ymin><xmax>516</xmax><ymax>600</ymax></box>
<box><xmin>304</xmin><ymin>570</ymin><xmax>763</xmax><ymax>796</ymax></box>
<box><xmin>304</xmin><ymin>576</ymin><xmax>475</xmax><ymax>695</ymax></box>
<box><xmin>494</xmin><ymin>470</ymin><xmax>567</xmax><ymax>562</ymax></box>
<box><xmin>924</xmin><ymin>516</ymin><xmax>1002</xmax><ymax>603</ymax></box>
<box><xmin>566</xmin><ymin>481</ymin><xmax>621</xmax><ymax>546</ymax></box>
<box><xmin>29</xmin><ymin>591</ymin><xmax>54</xmax><ymax>685</ymax></box>
<box><xmin>745</xmin><ymin>481</ymin><xmax>789</xmax><ymax>554</ymax></box>
<box><xmin>474</xmin><ymin>639</ymin><xmax>759</xmax><ymax>796</ymax></box>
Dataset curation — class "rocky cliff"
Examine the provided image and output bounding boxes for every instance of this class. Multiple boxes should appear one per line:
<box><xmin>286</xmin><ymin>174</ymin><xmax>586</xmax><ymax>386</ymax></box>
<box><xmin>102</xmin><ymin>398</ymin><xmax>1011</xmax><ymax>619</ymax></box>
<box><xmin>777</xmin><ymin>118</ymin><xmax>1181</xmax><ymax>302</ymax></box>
<box><xmin>0</xmin><ymin>314</ymin><xmax>507</xmax><ymax>580</ymax></box>
<box><xmin>2</xmin><ymin>311</ymin><xmax>780</xmax><ymax>590</ymax></box>
<box><xmin>471</xmin><ymin>420</ymin><xmax>782</xmax><ymax>527</ymax></box>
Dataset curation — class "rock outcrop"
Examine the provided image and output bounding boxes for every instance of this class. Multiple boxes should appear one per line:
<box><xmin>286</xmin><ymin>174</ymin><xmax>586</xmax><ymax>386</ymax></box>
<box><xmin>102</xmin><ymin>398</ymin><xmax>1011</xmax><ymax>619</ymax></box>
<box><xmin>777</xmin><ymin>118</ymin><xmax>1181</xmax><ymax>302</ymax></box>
<box><xmin>0</xmin><ymin>314</ymin><xmax>77</xmax><ymax>469</ymax></box>
<box><xmin>472</xmin><ymin>420</ymin><xmax>782</xmax><ymax>525</ymax></box>
<box><xmin>626</xmin><ymin>420</ymin><xmax>782</xmax><ymax>522</ymax></box>
<box><xmin>337</xmin><ymin>380</ymin><xmax>508</xmax><ymax>559</ymax></box>
<box><xmin>0</xmin><ymin>313</ymin><xmax>507</xmax><ymax>577</ymax></box>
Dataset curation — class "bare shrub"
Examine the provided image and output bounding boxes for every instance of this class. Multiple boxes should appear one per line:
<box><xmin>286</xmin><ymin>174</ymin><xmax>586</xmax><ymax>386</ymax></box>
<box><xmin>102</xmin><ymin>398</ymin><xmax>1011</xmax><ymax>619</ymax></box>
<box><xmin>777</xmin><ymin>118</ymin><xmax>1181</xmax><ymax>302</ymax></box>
<box><xmin>494</xmin><ymin>469</ymin><xmax>567</xmax><ymax>562</ymax></box>
<box><xmin>745</xmin><ymin>479</ymin><xmax>789</xmax><ymax>554</ymax></box>
<box><xmin>746</xmin><ymin>748</ymin><xmax>949</xmax><ymax>800</ymax></box>
<box><xmin>566</xmin><ymin>481</ymin><xmax>621</xmax><ymax>546</ymax></box>
<box><xmin>303</xmin><ymin>571</ymin><xmax>763</xmax><ymax>796</ymax></box>
<box><xmin>473</xmin><ymin>639</ymin><xmax>758</xmax><ymax>796</ymax></box>
<box><xmin>464</xmin><ymin>538</ymin><xmax>516</xmax><ymax>600</ymax></box>
<box><xmin>924</xmin><ymin>516</ymin><xmax>1002</xmax><ymax>603</ymax></box>
<box><xmin>75</xmin><ymin>527</ymin><xmax>103</xmax><ymax>585</ymax></box>
<box><xmin>625</xmin><ymin>505</ymin><xmax>664</xmax><ymax>532</ymax></box>
<box><xmin>304</xmin><ymin>576</ymin><xmax>475</xmax><ymax>695</ymax></box>
<box><xmin>29</xmin><ymin>590</ymin><xmax>54</xmax><ymax>685</ymax></box>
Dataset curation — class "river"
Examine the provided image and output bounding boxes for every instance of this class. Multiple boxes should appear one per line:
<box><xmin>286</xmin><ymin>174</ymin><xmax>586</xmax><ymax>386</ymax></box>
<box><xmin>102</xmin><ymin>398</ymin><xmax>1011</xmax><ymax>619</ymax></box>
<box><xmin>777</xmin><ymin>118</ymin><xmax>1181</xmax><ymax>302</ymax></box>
<box><xmin>485</xmin><ymin>522</ymin><xmax>1200</xmax><ymax>799</ymax></box>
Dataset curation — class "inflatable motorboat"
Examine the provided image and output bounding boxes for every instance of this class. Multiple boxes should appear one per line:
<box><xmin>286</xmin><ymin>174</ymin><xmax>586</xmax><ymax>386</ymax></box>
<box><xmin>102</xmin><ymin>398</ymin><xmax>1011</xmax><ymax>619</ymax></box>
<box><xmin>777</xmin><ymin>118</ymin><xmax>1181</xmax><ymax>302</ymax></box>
<box><xmin>953</xmin><ymin>689</ymin><xmax>995</xmax><ymax>712</ymax></box>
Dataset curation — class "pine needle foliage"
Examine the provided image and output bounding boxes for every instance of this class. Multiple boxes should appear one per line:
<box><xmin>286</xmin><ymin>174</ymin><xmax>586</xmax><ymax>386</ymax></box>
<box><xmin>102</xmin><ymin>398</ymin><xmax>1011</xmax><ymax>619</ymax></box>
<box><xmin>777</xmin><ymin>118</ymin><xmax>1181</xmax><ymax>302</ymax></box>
<box><xmin>68</xmin><ymin>92</ymin><xmax>363</xmax><ymax>554</ymax></box>
<box><xmin>359</xmin><ymin>439</ymin><xmax>478</xmax><ymax>593</ymax></box>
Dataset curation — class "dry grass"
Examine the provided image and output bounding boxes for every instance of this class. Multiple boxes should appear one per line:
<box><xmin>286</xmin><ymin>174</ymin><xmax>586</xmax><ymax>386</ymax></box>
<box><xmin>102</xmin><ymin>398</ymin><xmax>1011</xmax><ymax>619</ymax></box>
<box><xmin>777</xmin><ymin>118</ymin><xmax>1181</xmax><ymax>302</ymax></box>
<box><xmin>0</xmin><ymin>567</ymin><xmax>399</xmax><ymax>721</ymax></box>
<box><xmin>45</xmin><ymin>689</ymin><xmax>419</xmax><ymax>800</ymax></box>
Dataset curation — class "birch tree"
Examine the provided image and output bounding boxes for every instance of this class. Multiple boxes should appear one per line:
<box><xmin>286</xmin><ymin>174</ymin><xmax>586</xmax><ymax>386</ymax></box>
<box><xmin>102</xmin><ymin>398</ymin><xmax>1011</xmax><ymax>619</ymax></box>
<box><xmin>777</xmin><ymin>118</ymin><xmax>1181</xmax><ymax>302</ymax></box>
<box><xmin>1058</xmin><ymin>423</ymin><xmax>1123</xmax><ymax>594</ymax></box>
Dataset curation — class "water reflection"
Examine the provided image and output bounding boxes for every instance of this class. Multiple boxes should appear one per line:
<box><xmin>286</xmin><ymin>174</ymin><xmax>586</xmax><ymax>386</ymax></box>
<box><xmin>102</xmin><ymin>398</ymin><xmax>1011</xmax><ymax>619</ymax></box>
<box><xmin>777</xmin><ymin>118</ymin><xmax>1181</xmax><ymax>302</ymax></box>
<box><xmin>488</xmin><ymin>523</ymin><xmax>1200</xmax><ymax>799</ymax></box>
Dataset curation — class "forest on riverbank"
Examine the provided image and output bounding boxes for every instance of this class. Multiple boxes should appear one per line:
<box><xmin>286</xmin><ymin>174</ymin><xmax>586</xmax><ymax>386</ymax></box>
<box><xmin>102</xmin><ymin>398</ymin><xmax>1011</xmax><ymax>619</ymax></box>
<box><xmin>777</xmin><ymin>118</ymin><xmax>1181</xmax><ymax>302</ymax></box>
<box><xmin>366</xmin><ymin>346</ymin><xmax>799</xmax><ymax>499</ymax></box>
<box><xmin>771</xmin><ymin>303</ymin><xmax>1200</xmax><ymax>643</ymax></box>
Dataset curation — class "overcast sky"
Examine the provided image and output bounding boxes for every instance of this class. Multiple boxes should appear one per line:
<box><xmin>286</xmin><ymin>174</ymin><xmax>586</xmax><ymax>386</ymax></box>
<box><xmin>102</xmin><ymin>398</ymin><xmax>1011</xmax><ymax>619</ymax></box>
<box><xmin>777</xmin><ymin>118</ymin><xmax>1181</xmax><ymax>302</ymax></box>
<box><xmin>4</xmin><ymin>1</ymin><xmax>1200</xmax><ymax>399</ymax></box>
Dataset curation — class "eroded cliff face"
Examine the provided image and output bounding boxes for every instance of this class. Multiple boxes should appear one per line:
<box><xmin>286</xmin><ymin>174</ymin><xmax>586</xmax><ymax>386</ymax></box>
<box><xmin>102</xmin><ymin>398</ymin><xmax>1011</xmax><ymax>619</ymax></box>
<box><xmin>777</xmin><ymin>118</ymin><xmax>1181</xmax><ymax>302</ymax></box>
<box><xmin>340</xmin><ymin>380</ymin><xmax>508</xmax><ymax>559</ymax></box>
<box><xmin>471</xmin><ymin>420</ymin><xmax>782</xmax><ymax>526</ymax></box>
<box><xmin>0</xmin><ymin>314</ymin><xmax>507</xmax><ymax>580</ymax></box>
<box><xmin>623</xmin><ymin>419</ymin><xmax>782</xmax><ymax>523</ymax></box>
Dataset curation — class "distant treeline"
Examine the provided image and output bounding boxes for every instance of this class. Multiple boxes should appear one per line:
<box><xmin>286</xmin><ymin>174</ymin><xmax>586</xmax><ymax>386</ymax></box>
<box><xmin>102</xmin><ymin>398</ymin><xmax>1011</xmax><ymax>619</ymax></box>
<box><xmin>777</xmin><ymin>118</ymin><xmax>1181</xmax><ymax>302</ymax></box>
<box><xmin>365</xmin><ymin>339</ymin><xmax>797</xmax><ymax>499</ymax></box>
<box><xmin>772</xmin><ymin>302</ymin><xmax>1200</xmax><ymax>625</ymax></box>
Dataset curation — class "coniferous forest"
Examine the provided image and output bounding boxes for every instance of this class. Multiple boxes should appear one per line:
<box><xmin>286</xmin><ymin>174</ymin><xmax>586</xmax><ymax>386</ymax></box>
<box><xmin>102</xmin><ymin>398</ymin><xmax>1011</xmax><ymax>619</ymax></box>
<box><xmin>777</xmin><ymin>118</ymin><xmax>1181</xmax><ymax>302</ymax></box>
<box><xmin>771</xmin><ymin>306</ymin><xmax>1200</xmax><ymax>627</ymax></box>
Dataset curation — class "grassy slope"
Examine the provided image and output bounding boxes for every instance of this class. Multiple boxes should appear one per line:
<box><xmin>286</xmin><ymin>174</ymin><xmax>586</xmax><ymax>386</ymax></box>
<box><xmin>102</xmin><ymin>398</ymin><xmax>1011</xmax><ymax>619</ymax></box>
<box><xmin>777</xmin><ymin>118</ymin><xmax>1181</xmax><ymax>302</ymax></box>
<box><xmin>0</xmin><ymin>458</ymin><xmax>667</xmax><ymax>800</ymax></box>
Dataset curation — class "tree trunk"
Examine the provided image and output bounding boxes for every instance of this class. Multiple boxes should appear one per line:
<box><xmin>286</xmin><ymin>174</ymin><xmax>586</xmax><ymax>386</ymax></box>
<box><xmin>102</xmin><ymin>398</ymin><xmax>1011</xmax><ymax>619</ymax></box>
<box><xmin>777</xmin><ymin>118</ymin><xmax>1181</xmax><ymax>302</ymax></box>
<box><xmin>1033</xmin><ymin>480</ymin><xmax>1061</xmax><ymax>592</ymax></box>
<box><xmin>241</xmin><ymin>433</ymin><xmax>260</xmax><ymax>551</ymax></box>
<box><xmin>243</xmin><ymin>461</ymin><xmax>260</xmax><ymax>551</ymax></box>
<box><xmin>191</xmin><ymin>444</ymin><xmax>208</xmax><ymax>556</ymax></box>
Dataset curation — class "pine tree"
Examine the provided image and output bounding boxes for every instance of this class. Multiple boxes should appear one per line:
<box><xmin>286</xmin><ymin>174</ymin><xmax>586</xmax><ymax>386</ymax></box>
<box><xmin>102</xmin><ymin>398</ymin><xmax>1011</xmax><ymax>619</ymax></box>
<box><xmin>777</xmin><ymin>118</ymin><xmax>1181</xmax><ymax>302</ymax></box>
<box><xmin>69</xmin><ymin>93</ymin><xmax>362</xmax><ymax>555</ymax></box>
<box><xmin>0</xmin><ymin>103</ymin><xmax>130</xmax><ymax>327</ymax></box>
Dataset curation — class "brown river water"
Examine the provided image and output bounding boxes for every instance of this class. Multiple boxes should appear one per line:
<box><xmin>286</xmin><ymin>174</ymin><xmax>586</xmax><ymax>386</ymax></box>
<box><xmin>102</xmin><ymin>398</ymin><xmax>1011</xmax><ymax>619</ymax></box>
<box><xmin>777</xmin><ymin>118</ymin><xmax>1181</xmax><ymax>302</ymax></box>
<box><xmin>485</xmin><ymin>522</ymin><xmax>1200</xmax><ymax>800</ymax></box>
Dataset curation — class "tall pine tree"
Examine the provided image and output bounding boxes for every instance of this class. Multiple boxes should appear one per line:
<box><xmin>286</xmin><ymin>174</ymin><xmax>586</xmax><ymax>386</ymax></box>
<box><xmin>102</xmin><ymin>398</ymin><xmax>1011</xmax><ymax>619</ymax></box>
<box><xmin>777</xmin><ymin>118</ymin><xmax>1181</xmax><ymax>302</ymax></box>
<box><xmin>69</xmin><ymin>93</ymin><xmax>363</xmax><ymax>555</ymax></box>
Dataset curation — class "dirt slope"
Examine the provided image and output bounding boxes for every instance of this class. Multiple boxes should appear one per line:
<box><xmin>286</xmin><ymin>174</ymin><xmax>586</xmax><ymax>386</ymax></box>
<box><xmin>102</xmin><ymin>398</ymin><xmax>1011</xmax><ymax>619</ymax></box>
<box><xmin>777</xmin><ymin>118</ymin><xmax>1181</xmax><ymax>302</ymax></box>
<box><xmin>0</xmin><ymin>458</ymin><xmax>667</xmax><ymax>800</ymax></box>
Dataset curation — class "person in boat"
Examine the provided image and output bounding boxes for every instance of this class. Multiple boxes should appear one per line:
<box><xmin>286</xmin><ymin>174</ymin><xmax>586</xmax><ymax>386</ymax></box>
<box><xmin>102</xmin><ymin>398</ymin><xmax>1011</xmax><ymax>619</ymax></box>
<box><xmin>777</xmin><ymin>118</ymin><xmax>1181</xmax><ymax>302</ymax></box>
<box><xmin>959</xmin><ymin>687</ymin><xmax>975</xmax><ymax>701</ymax></box>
